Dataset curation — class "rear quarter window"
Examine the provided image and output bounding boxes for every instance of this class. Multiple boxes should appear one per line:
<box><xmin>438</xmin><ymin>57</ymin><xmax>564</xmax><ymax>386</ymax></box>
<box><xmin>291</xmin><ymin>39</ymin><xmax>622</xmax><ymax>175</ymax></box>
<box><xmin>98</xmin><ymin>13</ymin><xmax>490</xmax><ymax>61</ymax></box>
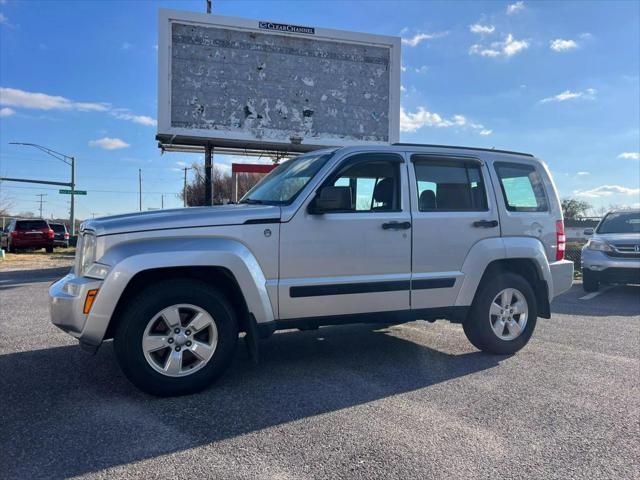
<box><xmin>494</xmin><ymin>162</ymin><xmax>548</xmax><ymax>212</ymax></box>
<box><xmin>15</xmin><ymin>220</ymin><xmax>49</xmax><ymax>230</ymax></box>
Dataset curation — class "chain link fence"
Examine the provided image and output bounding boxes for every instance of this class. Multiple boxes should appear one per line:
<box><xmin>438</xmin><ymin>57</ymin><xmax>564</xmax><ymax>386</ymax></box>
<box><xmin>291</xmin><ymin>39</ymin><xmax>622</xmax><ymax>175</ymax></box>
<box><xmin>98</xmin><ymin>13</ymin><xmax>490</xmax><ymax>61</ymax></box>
<box><xmin>565</xmin><ymin>242</ymin><xmax>585</xmax><ymax>273</ymax></box>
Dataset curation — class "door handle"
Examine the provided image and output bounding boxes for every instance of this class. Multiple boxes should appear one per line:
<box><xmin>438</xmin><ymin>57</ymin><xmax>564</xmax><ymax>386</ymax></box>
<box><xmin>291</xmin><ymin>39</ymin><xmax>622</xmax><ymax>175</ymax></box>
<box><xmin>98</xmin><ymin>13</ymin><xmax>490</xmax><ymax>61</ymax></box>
<box><xmin>473</xmin><ymin>220</ymin><xmax>499</xmax><ymax>228</ymax></box>
<box><xmin>382</xmin><ymin>221</ymin><xmax>411</xmax><ymax>230</ymax></box>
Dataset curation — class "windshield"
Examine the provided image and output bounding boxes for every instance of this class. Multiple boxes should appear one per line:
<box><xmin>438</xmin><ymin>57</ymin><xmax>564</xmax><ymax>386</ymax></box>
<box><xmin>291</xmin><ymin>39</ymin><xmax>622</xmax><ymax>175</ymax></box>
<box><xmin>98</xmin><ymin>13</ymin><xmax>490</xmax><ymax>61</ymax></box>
<box><xmin>240</xmin><ymin>151</ymin><xmax>334</xmax><ymax>205</ymax></box>
<box><xmin>596</xmin><ymin>212</ymin><xmax>640</xmax><ymax>234</ymax></box>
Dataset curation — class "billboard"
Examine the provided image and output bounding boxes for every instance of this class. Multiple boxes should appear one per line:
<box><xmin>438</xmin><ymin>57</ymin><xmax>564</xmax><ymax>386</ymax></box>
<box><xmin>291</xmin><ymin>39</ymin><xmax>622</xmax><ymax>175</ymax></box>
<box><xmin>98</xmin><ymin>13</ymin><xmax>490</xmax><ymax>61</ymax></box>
<box><xmin>157</xmin><ymin>9</ymin><xmax>401</xmax><ymax>153</ymax></box>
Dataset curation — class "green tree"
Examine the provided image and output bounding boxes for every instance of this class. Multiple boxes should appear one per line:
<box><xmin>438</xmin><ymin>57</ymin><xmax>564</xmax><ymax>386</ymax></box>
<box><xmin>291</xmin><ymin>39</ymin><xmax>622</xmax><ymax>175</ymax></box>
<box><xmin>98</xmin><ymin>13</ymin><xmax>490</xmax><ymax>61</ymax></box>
<box><xmin>561</xmin><ymin>198</ymin><xmax>591</xmax><ymax>220</ymax></box>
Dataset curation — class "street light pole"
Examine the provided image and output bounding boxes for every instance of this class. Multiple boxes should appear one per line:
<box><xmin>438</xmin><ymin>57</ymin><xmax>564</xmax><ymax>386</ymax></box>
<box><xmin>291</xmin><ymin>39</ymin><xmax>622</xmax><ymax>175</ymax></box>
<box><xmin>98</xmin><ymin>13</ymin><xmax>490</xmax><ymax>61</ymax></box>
<box><xmin>8</xmin><ymin>142</ymin><xmax>78</xmax><ymax>236</ymax></box>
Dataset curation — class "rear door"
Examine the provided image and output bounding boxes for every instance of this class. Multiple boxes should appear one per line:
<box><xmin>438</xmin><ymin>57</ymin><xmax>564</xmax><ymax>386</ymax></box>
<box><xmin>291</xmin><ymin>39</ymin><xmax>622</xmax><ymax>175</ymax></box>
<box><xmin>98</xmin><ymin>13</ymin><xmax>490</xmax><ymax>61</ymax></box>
<box><xmin>408</xmin><ymin>154</ymin><xmax>500</xmax><ymax>309</ymax></box>
<box><xmin>491</xmin><ymin>159</ymin><xmax>560</xmax><ymax>262</ymax></box>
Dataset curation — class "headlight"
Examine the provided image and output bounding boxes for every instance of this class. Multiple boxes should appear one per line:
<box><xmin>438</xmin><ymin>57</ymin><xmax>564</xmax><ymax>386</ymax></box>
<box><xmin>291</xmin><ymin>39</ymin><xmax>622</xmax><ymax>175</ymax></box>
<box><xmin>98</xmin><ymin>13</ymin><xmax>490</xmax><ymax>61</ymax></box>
<box><xmin>79</xmin><ymin>233</ymin><xmax>97</xmax><ymax>276</ymax></box>
<box><xmin>586</xmin><ymin>239</ymin><xmax>613</xmax><ymax>252</ymax></box>
<box><xmin>84</xmin><ymin>262</ymin><xmax>110</xmax><ymax>280</ymax></box>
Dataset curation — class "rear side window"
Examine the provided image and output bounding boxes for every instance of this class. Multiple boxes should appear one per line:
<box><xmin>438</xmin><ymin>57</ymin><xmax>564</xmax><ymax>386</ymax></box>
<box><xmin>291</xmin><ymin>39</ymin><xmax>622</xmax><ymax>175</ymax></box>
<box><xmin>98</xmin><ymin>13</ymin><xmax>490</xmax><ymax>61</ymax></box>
<box><xmin>15</xmin><ymin>220</ymin><xmax>49</xmax><ymax>230</ymax></box>
<box><xmin>413</xmin><ymin>157</ymin><xmax>488</xmax><ymax>212</ymax></box>
<box><xmin>50</xmin><ymin>224</ymin><xmax>66</xmax><ymax>233</ymax></box>
<box><xmin>494</xmin><ymin>162</ymin><xmax>548</xmax><ymax>212</ymax></box>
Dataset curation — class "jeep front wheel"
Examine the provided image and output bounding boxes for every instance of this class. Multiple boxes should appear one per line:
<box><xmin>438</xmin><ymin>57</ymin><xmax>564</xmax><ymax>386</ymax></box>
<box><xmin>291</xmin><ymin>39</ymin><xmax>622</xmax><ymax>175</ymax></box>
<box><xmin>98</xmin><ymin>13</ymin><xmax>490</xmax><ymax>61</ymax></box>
<box><xmin>114</xmin><ymin>279</ymin><xmax>238</xmax><ymax>396</ymax></box>
<box><xmin>463</xmin><ymin>273</ymin><xmax>537</xmax><ymax>355</ymax></box>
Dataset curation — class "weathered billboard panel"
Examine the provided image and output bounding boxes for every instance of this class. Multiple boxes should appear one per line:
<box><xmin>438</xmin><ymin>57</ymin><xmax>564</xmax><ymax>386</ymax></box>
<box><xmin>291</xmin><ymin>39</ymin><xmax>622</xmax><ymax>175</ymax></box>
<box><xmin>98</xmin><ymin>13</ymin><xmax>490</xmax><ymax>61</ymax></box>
<box><xmin>157</xmin><ymin>9</ymin><xmax>401</xmax><ymax>152</ymax></box>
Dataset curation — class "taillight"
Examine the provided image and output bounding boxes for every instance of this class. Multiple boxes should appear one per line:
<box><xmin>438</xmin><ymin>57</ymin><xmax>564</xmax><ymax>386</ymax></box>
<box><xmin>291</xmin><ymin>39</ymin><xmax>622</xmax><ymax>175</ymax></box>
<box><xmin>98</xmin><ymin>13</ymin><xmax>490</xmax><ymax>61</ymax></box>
<box><xmin>556</xmin><ymin>220</ymin><xmax>565</xmax><ymax>261</ymax></box>
<box><xmin>64</xmin><ymin>233</ymin><xmax>69</xmax><ymax>239</ymax></box>
<box><xmin>47</xmin><ymin>229</ymin><xmax>55</xmax><ymax>240</ymax></box>
<box><xmin>10</xmin><ymin>231</ymin><xmax>17</xmax><ymax>238</ymax></box>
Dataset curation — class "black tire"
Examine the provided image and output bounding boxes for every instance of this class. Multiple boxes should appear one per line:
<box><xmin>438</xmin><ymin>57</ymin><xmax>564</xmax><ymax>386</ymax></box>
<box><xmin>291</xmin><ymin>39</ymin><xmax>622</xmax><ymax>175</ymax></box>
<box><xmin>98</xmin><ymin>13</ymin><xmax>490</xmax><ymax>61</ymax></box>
<box><xmin>45</xmin><ymin>246</ymin><xmax>54</xmax><ymax>253</ymax></box>
<box><xmin>582</xmin><ymin>270</ymin><xmax>599</xmax><ymax>292</ymax></box>
<box><xmin>463</xmin><ymin>273</ymin><xmax>538</xmax><ymax>355</ymax></box>
<box><xmin>113</xmin><ymin>279</ymin><xmax>238</xmax><ymax>396</ymax></box>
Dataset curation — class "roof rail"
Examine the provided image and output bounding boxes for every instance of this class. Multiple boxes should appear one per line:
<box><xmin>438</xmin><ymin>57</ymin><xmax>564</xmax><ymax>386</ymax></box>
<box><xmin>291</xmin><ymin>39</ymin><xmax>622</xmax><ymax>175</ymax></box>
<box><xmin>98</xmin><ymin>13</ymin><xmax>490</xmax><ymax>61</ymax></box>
<box><xmin>392</xmin><ymin>143</ymin><xmax>534</xmax><ymax>158</ymax></box>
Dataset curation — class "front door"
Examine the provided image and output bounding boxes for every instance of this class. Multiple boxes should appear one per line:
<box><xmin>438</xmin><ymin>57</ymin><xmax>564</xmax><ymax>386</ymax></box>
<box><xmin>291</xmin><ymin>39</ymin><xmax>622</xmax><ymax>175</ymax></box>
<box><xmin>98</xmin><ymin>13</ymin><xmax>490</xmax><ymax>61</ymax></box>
<box><xmin>278</xmin><ymin>152</ymin><xmax>412</xmax><ymax>320</ymax></box>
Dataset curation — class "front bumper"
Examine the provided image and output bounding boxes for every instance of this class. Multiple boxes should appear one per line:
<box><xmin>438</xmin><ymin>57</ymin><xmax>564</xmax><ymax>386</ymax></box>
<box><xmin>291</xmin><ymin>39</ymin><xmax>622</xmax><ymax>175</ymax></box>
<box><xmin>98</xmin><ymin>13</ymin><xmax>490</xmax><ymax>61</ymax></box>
<box><xmin>581</xmin><ymin>249</ymin><xmax>640</xmax><ymax>285</ymax></box>
<box><xmin>49</xmin><ymin>273</ymin><xmax>103</xmax><ymax>347</ymax></box>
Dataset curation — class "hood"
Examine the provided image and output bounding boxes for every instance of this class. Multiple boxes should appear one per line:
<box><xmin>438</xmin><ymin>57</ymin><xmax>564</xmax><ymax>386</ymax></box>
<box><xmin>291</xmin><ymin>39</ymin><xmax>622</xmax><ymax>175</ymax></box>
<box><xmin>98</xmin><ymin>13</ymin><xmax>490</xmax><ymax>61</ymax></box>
<box><xmin>593</xmin><ymin>233</ymin><xmax>640</xmax><ymax>244</ymax></box>
<box><xmin>82</xmin><ymin>204</ymin><xmax>281</xmax><ymax>236</ymax></box>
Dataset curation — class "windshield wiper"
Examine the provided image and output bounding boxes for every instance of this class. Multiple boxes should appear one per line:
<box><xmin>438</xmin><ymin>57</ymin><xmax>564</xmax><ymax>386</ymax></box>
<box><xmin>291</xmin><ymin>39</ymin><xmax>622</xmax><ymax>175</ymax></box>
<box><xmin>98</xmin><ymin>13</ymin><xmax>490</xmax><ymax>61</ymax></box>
<box><xmin>239</xmin><ymin>198</ymin><xmax>264</xmax><ymax>205</ymax></box>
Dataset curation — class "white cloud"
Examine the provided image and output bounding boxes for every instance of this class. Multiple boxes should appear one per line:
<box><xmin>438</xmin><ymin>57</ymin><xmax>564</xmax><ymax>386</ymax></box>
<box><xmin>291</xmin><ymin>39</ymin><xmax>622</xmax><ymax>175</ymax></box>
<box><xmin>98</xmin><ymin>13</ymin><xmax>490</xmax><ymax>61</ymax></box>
<box><xmin>414</xmin><ymin>65</ymin><xmax>428</xmax><ymax>74</ymax></box>
<box><xmin>577</xmin><ymin>171</ymin><xmax>590</xmax><ymax>176</ymax></box>
<box><xmin>0</xmin><ymin>87</ymin><xmax>156</xmax><ymax>126</ymax></box>
<box><xmin>550</xmin><ymin>39</ymin><xmax>578</xmax><ymax>52</ymax></box>
<box><xmin>0</xmin><ymin>106</ymin><xmax>14</xmax><ymax>117</ymax></box>
<box><xmin>89</xmin><ymin>137</ymin><xmax>130</xmax><ymax>150</ymax></box>
<box><xmin>470</xmin><ymin>24</ymin><xmax>495</xmax><ymax>34</ymax></box>
<box><xmin>469</xmin><ymin>34</ymin><xmax>529</xmax><ymax>58</ymax></box>
<box><xmin>401</xmin><ymin>31</ymin><xmax>448</xmax><ymax>47</ymax></box>
<box><xmin>0</xmin><ymin>12</ymin><xmax>9</xmax><ymax>25</ymax></box>
<box><xmin>0</xmin><ymin>87</ymin><xmax>109</xmax><ymax>111</ymax></box>
<box><xmin>122</xmin><ymin>42</ymin><xmax>132</xmax><ymax>50</ymax></box>
<box><xmin>574</xmin><ymin>185</ymin><xmax>640</xmax><ymax>198</ymax></box>
<box><xmin>111</xmin><ymin>110</ymin><xmax>157</xmax><ymax>126</ymax></box>
<box><xmin>507</xmin><ymin>1</ymin><xmax>525</xmax><ymax>15</ymax></box>
<box><xmin>479</xmin><ymin>129</ymin><xmax>493</xmax><ymax>136</ymax></box>
<box><xmin>400</xmin><ymin>85</ymin><xmax>407</xmax><ymax>92</ymax></box>
<box><xmin>401</xmin><ymin>64</ymin><xmax>407</xmax><ymax>72</ymax></box>
<box><xmin>618</xmin><ymin>152</ymin><xmax>640</xmax><ymax>160</ymax></box>
<box><xmin>540</xmin><ymin>88</ymin><xmax>597</xmax><ymax>103</ymax></box>
<box><xmin>400</xmin><ymin>106</ymin><xmax>490</xmax><ymax>135</ymax></box>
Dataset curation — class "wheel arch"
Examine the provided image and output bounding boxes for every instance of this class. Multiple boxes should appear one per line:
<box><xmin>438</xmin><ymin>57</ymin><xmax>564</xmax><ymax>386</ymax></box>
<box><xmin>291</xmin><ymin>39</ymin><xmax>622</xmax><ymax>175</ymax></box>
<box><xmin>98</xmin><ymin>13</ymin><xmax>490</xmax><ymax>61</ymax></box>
<box><xmin>455</xmin><ymin>237</ymin><xmax>552</xmax><ymax>318</ymax></box>
<box><xmin>104</xmin><ymin>266</ymin><xmax>250</xmax><ymax>340</ymax></box>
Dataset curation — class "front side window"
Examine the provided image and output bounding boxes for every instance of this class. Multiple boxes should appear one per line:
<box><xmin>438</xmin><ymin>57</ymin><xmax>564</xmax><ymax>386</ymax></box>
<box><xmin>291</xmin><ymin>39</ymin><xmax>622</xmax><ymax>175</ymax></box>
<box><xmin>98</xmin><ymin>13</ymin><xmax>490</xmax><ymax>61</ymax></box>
<box><xmin>240</xmin><ymin>151</ymin><xmax>334</xmax><ymax>205</ymax></box>
<box><xmin>330</xmin><ymin>157</ymin><xmax>401</xmax><ymax>212</ymax></box>
<box><xmin>413</xmin><ymin>157</ymin><xmax>488</xmax><ymax>211</ymax></box>
<box><xmin>494</xmin><ymin>162</ymin><xmax>548</xmax><ymax>212</ymax></box>
<box><xmin>597</xmin><ymin>211</ymin><xmax>640</xmax><ymax>234</ymax></box>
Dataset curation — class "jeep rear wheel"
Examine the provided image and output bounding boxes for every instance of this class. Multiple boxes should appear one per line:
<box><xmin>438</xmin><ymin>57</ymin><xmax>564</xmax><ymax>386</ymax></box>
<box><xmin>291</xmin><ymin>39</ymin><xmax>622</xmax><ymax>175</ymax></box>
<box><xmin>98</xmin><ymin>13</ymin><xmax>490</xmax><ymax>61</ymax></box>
<box><xmin>114</xmin><ymin>279</ymin><xmax>238</xmax><ymax>396</ymax></box>
<box><xmin>463</xmin><ymin>273</ymin><xmax>537</xmax><ymax>355</ymax></box>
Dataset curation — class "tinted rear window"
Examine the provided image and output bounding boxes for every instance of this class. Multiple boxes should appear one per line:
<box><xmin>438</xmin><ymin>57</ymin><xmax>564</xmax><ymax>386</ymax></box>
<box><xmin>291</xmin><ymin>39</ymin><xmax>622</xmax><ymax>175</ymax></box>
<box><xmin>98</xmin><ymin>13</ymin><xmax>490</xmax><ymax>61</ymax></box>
<box><xmin>50</xmin><ymin>224</ymin><xmax>66</xmax><ymax>232</ymax></box>
<box><xmin>15</xmin><ymin>220</ymin><xmax>49</xmax><ymax>230</ymax></box>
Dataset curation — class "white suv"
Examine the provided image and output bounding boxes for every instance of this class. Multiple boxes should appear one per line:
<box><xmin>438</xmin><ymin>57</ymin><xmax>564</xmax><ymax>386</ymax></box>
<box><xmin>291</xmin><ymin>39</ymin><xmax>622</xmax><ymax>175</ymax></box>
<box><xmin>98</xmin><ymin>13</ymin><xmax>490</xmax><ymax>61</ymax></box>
<box><xmin>50</xmin><ymin>144</ymin><xmax>574</xmax><ymax>395</ymax></box>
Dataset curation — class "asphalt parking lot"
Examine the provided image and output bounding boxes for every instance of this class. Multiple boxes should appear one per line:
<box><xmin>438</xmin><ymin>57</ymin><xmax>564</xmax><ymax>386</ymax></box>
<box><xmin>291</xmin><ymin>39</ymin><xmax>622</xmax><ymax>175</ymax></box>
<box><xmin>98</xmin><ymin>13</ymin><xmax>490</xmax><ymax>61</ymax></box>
<box><xmin>0</xmin><ymin>266</ymin><xmax>638</xmax><ymax>479</ymax></box>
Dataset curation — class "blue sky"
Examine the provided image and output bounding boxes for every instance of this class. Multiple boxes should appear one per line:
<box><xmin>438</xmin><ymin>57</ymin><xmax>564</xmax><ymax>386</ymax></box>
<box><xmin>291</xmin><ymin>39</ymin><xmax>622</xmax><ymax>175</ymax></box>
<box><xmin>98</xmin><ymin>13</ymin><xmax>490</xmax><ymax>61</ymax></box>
<box><xmin>1</xmin><ymin>0</ymin><xmax>639</xmax><ymax>220</ymax></box>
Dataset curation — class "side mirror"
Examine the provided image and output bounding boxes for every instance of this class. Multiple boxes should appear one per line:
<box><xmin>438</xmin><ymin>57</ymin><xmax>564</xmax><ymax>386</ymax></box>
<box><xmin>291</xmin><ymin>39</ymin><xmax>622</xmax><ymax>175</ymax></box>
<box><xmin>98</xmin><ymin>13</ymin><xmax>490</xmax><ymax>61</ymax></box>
<box><xmin>583</xmin><ymin>228</ymin><xmax>594</xmax><ymax>236</ymax></box>
<box><xmin>310</xmin><ymin>186</ymin><xmax>352</xmax><ymax>214</ymax></box>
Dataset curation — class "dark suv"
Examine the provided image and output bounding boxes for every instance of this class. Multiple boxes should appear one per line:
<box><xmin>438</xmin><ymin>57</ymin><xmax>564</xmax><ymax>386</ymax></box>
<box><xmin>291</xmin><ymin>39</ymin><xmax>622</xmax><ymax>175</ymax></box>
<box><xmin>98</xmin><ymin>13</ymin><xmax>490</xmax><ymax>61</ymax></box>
<box><xmin>1</xmin><ymin>219</ymin><xmax>55</xmax><ymax>253</ymax></box>
<box><xmin>49</xmin><ymin>223</ymin><xmax>70</xmax><ymax>248</ymax></box>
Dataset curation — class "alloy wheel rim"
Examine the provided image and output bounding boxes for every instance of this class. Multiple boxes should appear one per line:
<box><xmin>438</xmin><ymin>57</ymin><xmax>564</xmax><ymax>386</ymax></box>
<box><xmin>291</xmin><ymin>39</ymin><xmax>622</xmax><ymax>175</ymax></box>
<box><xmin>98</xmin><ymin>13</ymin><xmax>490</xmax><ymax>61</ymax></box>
<box><xmin>142</xmin><ymin>303</ymin><xmax>218</xmax><ymax>377</ymax></box>
<box><xmin>489</xmin><ymin>288</ymin><xmax>528</xmax><ymax>341</ymax></box>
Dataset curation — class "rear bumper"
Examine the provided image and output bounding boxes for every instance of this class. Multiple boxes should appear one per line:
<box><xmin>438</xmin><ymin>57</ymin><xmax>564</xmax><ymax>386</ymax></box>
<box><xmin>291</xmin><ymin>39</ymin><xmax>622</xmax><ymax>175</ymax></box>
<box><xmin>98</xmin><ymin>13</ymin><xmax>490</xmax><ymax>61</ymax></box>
<box><xmin>12</xmin><ymin>239</ymin><xmax>53</xmax><ymax>248</ymax></box>
<box><xmin>49</xmin><ymin>273</ymin><xmax>104</xmax><ymax>348</ymax></box>
<box><xmin>549</xmin><ymin>259</ymin><xmax>574</xmax><ymax>298</ymax></box>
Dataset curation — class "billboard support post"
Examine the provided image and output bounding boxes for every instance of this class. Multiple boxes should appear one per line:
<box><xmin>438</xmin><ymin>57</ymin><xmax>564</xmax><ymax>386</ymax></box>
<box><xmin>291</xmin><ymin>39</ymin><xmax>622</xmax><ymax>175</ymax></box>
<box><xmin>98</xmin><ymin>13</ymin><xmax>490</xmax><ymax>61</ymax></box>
<box><xmin>204</xmin><ymin>145</ymin><xmax>213</xmax><ymax>206</ymax></box>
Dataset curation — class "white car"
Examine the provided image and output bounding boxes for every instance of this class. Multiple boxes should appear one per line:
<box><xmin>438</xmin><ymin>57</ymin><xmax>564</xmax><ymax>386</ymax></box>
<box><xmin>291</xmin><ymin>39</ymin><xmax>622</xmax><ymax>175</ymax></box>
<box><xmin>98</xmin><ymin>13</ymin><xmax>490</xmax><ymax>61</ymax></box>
<box><xmin>50</xmin><ymin>143</ymin><xmax>573</xmax><ymax>395</ymax></box>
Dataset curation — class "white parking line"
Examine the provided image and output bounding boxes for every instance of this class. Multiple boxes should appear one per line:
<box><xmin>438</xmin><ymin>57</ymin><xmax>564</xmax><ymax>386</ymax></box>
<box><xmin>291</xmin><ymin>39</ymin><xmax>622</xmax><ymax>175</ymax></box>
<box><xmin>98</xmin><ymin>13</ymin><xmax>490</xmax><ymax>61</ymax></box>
<box><xmin>579</xmin><ymin>285</ymin><xmax>615</xmax><ymax>300</ymax></box>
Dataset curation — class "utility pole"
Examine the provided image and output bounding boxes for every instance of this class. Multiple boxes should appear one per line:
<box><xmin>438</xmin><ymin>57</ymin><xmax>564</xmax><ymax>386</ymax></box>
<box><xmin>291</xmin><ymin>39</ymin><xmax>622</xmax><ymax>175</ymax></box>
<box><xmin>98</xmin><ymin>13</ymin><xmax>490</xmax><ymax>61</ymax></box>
<box><xmin>37</xmin><ymin>194</ymin><xmax>47</xmax><ymax>218</ymax></box>
<box><xmin>138</xmin><ymin>169</ymin><xmax>142</xmax><ymax>211</ymax></box>
<box><xmin>161</xmin><ymin>194</ymin><xmax>164</xmax><ymax>209</ymax></box>
<box><xmin>206</xmin><ymin>0</ymin><xmax>212</xmax><ymax>14</ymax></box>
<box><xmin>91</xmin><ymin>213</ymin><xmax>98</xmax><ymax>219</ymax></box>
